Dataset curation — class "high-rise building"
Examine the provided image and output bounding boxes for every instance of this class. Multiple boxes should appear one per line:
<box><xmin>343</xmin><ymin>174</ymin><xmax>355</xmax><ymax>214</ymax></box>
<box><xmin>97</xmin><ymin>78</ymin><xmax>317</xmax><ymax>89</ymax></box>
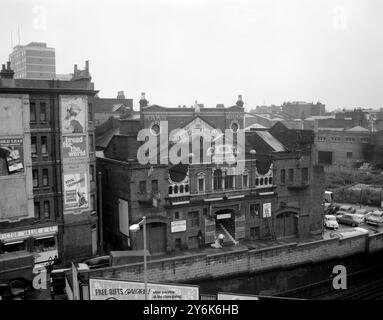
<box><xmin>9</xmin><ymin>42</ymin><xmax>56</xmax><ymax>80</ymax></box>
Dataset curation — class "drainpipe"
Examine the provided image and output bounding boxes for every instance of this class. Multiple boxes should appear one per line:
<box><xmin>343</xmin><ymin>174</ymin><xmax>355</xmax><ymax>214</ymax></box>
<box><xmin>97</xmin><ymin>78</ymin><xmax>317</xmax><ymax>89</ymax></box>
<box><xmin>98</xmin><ymin>171</ymin><xmax>104</xmax><ymax>255</ymax></box>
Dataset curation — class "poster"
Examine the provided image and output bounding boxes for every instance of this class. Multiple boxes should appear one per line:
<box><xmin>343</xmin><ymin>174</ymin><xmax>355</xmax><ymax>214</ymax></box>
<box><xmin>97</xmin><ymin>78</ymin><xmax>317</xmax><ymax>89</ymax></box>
<box><xmin>0</xmin><ymin>138</ymin><xmax>24</xmax><ymax>175</ymax></box>
<box><xmin>89</xmin><ymin>278</ymin><xmax>199</xmax><ymax>300</ymax></box>
<box><xmin>263</xmin><ymin>203</ymin><xmax>272</xmax><ymax>218</ymax></box>
<box><xmin>63</xmin><ymin>171</ymin><xmax>89</xmax><ymax>211</ymax></box>
<box><xmin>60</xmin><ymin>96</ymin><xmax>87</xmax><ymax>134</ymax></box>
<box><xmin>171</xmin><ymin>220</ymin><xmax>186</xmax><ymax>233</ymax></box>
<box><xmin>62</xmin><ymin>135</ymin><xmax>87</xmax><ymax>159</ymax></box>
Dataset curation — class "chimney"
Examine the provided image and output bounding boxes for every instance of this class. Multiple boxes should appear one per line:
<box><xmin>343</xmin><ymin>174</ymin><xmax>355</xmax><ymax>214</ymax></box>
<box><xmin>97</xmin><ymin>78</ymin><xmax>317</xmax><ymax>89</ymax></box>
<box><xmin>117</xmin><ymin>91</ymin><xmax>125</xmax><ymax>99</ymax></box>
<box><xmin>85</xmin><ymin>60</ymin><xmax>89</xmax><ymax>72</ymax></box>
<box><xmin>0</xmin><ymin>61</ymin><xmax>15</xmax><ymax>80</ymax></box>
<box><xmin>236</xmin><ymin>94</ymin><xmax>244</xmax><ymax>108</ymax></box>
<box><xmin>139</xmin><ymin>92</ymin><xmax>148</xmax><ymax>108</ymax></box>
<box><xmin>74</xmin><ymin>64</ymin><xmax>78</xmax><ymax>73</ymax></box>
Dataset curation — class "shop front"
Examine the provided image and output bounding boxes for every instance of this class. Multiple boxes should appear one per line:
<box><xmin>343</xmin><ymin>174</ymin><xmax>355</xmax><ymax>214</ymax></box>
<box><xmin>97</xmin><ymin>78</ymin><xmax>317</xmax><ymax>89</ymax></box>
<box><xmin>0</xmin><ymin>225</ymin><xmax>59</xmax><ymax>268</ymax></box>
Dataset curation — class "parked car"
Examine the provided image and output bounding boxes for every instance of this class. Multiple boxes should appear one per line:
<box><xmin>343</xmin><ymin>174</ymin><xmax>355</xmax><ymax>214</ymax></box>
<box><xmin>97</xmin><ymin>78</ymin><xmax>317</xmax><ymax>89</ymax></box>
<box><xmin>324</xmin><ymin>215</ymin><xmax>339</xmax><ymax>230</ymax></box>
<box><xmin>334</xmin><ymin>209</ymin><xmax>349</xmax><ymax>217</ymax></box>
<box><xmin>354</xmin><ymin>208</ymin><xmax>371</xmax><ymax>216</ymax></box>
<box><xmin>82</xmin><ymin>255</ymin><xmax>110</xmax><ymax>269</ymax></box>
<box><xmin>365</xmin><ymin>210</ymin><xmax>383</xmax><ymax>226</ymax></box>
<box><xmin>330</xmin><ymin>227</ymin><xmax>369</xmax><ymax>239</ymax></box>
<box><xmin>336</xmin><ymin>213</ymin><xmax>364</xmax><ymax>227</ymax></box>
<box><xmin>326</xmin><ymin>204</ymin><xmax>341</xmax><ymax>215</ymax></box>
<box><xmin>339</xmin><ymin>205</ymin><xmax>356</xmax><ymax>213</ymax></box>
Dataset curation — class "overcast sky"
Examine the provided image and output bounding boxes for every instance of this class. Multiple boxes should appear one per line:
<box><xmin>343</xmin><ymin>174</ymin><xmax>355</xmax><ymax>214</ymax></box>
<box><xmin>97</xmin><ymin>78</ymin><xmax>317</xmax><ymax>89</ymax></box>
<box><xmin>1</xmin><ymin>0</ymin><xmax>383</xmax><ymax>111</ymax></box>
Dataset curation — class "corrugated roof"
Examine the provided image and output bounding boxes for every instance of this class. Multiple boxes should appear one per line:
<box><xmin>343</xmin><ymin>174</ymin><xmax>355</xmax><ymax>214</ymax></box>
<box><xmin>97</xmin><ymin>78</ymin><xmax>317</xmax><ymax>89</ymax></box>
<box><xmin>256</xmin><ymin>131</ymin><xmax>286</xmax><ymax>152</ymax></box>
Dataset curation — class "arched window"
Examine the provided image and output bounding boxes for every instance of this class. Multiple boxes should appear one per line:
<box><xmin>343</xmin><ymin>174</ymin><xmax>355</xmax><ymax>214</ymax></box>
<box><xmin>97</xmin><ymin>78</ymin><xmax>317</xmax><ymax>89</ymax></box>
<box><xmin>269</xmin><ymin>177</ymin><xmax>273</xmax><ymax>185</ymax></box>
<box><xmin>260</xmin><ymin>178</ymin><xmax>264</xmax><ymax>185</ymax></box>
<box><xmin>168</xmin><ymin>186</ymin><xmax>173</xmax><ymax>194</ymax></box>
<box><xmin>174</xmin><ymin>185</ymin><xmax>179</xmax><ymax>194</ymax></box>
<box><xmin>185</xmin><ymin>184</ymin><xmax>189</xmax><ymax>193</ymax></box>
<box><xmin>180</xmin><ymin>185</ymin><xmax>184</xmax><ymax>193</ymax></box>
<box><xmin>255</xmin><ymin>178</ymin><xmax>259</xmax><ymax>186</ymax></box>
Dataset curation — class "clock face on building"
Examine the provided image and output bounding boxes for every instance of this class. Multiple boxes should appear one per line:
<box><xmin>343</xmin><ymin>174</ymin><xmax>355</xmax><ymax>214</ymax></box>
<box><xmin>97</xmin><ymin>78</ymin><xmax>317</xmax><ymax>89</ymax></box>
<box><xmin>151</xmin><ymin>123</ymin><xmax>161</xmax><ymax>135</ymax></box>
<box><xmin>231</xmin><ymin>122</ymin><xmax>238</xmax><ymax>132</ymax></box>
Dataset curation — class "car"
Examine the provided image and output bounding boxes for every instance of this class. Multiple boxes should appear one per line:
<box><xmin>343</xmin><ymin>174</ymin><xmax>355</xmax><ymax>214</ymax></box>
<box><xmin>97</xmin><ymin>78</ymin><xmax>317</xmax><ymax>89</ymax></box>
<box><xmin>354</xmin><ymin>208</ymin><xmax>371</xmax><ymax>216</ymax></box>
<box><xmin>82</xmin><ymin>255</ymin><xmax>110</xmax><ymax>269</ymax></box>
<box><xmin>365</xmin><ymin>210</ymin><xmax>383</xmax><ymax>226</ymax></box>
<box><xmin>324</xmin><ymin>215</ymin><xmax>339</xmax><ymax>230</ymax></box>
<box><xmin>339</xmin><ymin>205</ymin><xmax>356</xmax><ymax>213</ymax></box>
<box><xmin>336</xmin><ymin>213</ymin><xmax>364</xmax><ymax>227</ymax></box>
<box><xmin>334</xmin><ymin>209</ymin><xmax>349</xmax><ymax>217</ymax></box>
<box><xmin>330</xmin><ymin>227</ymin><xmax>369</xmax><ymax>239</ymax></box>
<box><xmin>326</xmin><ymin>204</ymin><xmax>341</xmax><ymax>215</ymax></box>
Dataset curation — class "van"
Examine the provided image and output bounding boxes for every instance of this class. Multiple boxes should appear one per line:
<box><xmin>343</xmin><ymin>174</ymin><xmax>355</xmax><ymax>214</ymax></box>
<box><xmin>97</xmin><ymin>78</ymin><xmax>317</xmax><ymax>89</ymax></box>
<box><xmin>324</xmin><ymin>191</ymin><xmax>334</xmax><ymax>203</ymax></box>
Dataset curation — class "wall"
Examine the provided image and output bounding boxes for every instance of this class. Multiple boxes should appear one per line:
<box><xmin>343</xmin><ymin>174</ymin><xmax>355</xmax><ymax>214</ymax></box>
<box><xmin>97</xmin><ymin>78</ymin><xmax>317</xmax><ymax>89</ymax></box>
<box><xmin>80</xmin><ymin>232</ymin><xmax>382</xmax><ymax>285</ymax></box>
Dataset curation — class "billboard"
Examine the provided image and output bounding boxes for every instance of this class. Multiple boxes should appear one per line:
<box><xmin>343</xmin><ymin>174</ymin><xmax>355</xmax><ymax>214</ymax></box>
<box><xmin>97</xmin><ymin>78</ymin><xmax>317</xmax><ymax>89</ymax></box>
<box><xmin>62</xmin><ymin>135</ymin><xmax>87</xmax><ymax>160</ymax></box>
<box><xmin>60</xmin><ymin>96</ymin><xmax>87</xmax><ymax>134</ymax></box>
<box><xmin>0</xmin><ymin>138</ymin><xmax>24</xmax><ymax>176</ymax></box>
<box><xmin>89</xmin><ymin>278</ymin><xmax>199</xmax><ymax>300</ymax></box>
<box><xmin>217</xmin><ymin>292</ymin><xmax>259</xmax><ymax>300</ymax></box>
<box><xmin>63</xmin><ymin>171</ymin><xmax>89</xmax><ymax>211</ymax></box>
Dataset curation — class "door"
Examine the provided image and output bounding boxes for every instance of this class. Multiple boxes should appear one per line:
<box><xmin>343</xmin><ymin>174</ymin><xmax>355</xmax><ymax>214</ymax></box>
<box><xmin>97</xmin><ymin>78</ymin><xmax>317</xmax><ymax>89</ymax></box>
<box><xmin>148</xmin><ymin>223</ymin><xmax>166</xmax><ymax>254</ymax></box>
<box><xmin>276</xmin><ymin>212</ymin><xmax>297</xmax><ymax>238</ymax></box>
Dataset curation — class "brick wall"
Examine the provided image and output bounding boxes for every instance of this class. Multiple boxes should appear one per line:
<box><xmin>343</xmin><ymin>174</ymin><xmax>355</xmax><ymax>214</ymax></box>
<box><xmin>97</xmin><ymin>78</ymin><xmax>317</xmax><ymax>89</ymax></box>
<box><xmin>80</xmin><ymin>232</ymin><xmax>383</xmax><ymax>284</ymax></box>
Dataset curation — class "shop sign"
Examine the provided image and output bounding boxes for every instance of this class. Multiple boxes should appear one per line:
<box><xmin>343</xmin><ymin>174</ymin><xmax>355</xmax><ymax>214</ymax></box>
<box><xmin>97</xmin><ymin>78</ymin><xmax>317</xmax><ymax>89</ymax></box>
<box><xmin>0</xmin><ymin>226</ymin><xmax>58</xmax><ymax>242</ymax></box>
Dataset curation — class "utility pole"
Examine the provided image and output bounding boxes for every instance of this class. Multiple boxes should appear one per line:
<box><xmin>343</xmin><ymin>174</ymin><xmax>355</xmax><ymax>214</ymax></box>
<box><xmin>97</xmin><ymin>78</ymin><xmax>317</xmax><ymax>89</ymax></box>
<box><xmin>98</xmin><ymin>171</ymin><xmax>104</xmax><ymax>255</ymax></box>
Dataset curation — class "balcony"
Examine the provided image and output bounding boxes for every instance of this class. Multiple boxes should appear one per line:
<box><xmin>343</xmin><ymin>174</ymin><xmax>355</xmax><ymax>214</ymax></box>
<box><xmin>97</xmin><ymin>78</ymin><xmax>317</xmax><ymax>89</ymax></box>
<box><xmin>137</xmin><ymin>192</ymin><xmax>161</xmax><ymax>207</ymax></box>
<box><xmin>286</xmin><ymin>180</ymin><xmax>309</xmax><ymax>190</ymax></box>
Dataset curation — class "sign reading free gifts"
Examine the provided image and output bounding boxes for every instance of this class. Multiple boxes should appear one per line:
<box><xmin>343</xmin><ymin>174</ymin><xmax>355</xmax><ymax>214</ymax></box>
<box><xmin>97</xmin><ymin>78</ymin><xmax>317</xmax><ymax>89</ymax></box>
<box><xmin>89</xmin><ymin>278</ymin><xmax>199</xmax><ymax>300</ymax></box>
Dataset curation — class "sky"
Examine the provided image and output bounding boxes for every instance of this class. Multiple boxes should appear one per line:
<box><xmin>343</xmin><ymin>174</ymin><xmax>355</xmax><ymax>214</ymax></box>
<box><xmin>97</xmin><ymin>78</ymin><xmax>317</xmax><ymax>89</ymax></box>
<box><xmin>1</xmin><ymin>0</ymin><xmax>383</xmax><ymax>111</ymax></box>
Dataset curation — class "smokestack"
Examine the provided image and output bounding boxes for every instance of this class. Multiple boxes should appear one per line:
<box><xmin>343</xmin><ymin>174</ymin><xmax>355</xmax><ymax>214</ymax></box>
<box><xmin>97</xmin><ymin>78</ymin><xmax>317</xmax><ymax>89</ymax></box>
<box><xmin>117</xmin><ymin>91</ymin><xmax>125</xmax><ymax>99</ymax></box>
<box><xmin>85</xmin><ymin>60</ymin><xmax>89</xmax><ymax>71</ymax></box>
<box><xmin>74</xmin><ymin>64</ymin><xmax>78</xmax><ymax>73</ymax></box>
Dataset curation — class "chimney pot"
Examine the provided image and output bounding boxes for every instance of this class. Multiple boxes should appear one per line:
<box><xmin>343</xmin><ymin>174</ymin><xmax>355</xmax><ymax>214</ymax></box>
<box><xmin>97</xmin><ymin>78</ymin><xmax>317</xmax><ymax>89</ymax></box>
<box><xmin>6</xmin><ymin>61</ymin><xmax>11</xmax><ymax>70</ymax></box>
<box><xmin>1</xmin><ymin>64</ymin><xmax>5</xmax><ymax>71</ymax></box>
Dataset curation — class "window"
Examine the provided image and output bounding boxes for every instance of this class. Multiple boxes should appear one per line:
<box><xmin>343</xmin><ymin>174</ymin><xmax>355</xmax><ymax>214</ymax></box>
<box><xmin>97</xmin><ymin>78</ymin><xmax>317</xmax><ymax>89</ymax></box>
<box><xmin>41</xmin><ymin>136</ymin><xmax>48</xmax><ymax>155</ymax></box>
<box><xmin>255</xmin><ymin>178</ymin><xmax>259</xmax><ymax>186</ymax></box>
<box><xmin>331</xmin><ymin>136</ymin><xmax>341</xmax><ymax>142</ymax></box>
<box><xmin>90</xmin><ymin>165</ymin><xmax>95</xmax><ymax>182</ymax></box>
<box><xmin>302</xmin><ymin>168</ymin><xmax>309</xmax><ymax>184</ymax></box>
<box><xmin>242</xmin><ymin>174</ymin><xmax>248</xmax><ymax>188</ymax></box>
<box><xmin>360</xmin><ymin>138</ymin><xmax>369</xmax><ymax>144</ymax></box>
<box><xmin>33</xmin><ymin>170</ymin><xmax>39</xmax><ymax>187</ymax></box>
<box><xmin>34</xmin><ymin>202</ymin><xmax>40</xmax><ymax>218</ymax></box>
<box><xmin>174</xmin><ymin>211</ymin><xmax>180</xmax><ymax>220</ymax></box>
<box><xmin>88</xmin><ymin>102</ymin><xmax>93</xmax><ymax>122</ymax></box>
<box><xmin>30</xmin><ymin>102</ymin><xmax>36</xmax><ymax>122</ymax></box>
<box><xmin>168</xmin><ymin>185</ymin><xmax>173</xmax><ymax>195</ymax></box>
<box><xmin>188</xmin><ymin>211</ymin><xmax>199</xmax><ymax>227</ymax></box>
<box><xmin>250</xmin><ymin>227</ymin><xmax>260</xmax><ymax>239</ymax></box>
<box><xmin>43</xmin><ymin>201</ymin><xmax>50</xmax><ymax>218</ymax></box>
<box><xmin>31</xmin><ymin>136</ymin><xmax>37</xmax><ymax>156</ymax></box>
<box><xmin>346</xmin><ymin>152</ymin><xmax>353</xmax><ymax>159</ymax></box>
<box><xmin>288</xmin><ymin>169</ymin><xmax>294</xmax><ymax>182</ymax></box>
<box><xmin>345</xmin><ymin>137</ymin><xmax>355</xmax><ymax>143</ymax></box>
<box><xmin>40</xmin><ymin>102</ymin><xmax>47</xmax><ymax>122</ymax></box>
<box><xmin>317</xmin><ymin>136</ymin><xmax>326</xmax><ymax>142</ymax></box>
<box><xmin>213</xmin><ymin>169</ymin><xmax>223</xmax><ymax>191</ymax></box>
<box><xmin>89</xmin><ymin>134</ymin><xmax>94</xmax><ymax>152</ymax></box>
<box><xmin>139</xmin><ymin>181</ymin><xmax>146</xmax><ymax>193</ymax></box>
<box><xmin>42</xmin><ymin>169</ymin><xmax>49</xmax><ymax>186</ymax></box>
<box><xmin>151</xmin><ymin>180</ymin><xmax>158</xmax><ymax>194</ymax></box>
<box><xmin>91</xmin><ymin>194</ymin><xmax>96</xmax><ymax>211</ymax></box>
<box><xmin>250</xmin><ymin>204</ymin><xmax>260</xmax><ymax>218</ymax></box>
<box><xmin>224</xmin><ymin>175</ymin><xmax>234</xmax><ymax>189</ymax></box>
<box><xmin>175</xmin><ymin>238</ymin><xmax>182</xmax><ymax>250</ymax></box>
<box><xmin>198</xmin><ymin>176</ymin><xmax>205</xmax><ymax>193</ymax></box>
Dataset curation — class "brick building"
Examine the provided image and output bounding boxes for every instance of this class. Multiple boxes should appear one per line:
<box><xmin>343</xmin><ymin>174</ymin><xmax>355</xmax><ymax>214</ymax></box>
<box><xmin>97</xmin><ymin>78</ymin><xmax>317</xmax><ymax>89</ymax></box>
<box><xmin>96</xmin><ymin>95</ymin><xmax>324</xmax><ymax>255</ymax></box>
<box><xmin>0</xmin><ymin>61</ymin><xmax>98</xmax><ymax>268</ymax></box>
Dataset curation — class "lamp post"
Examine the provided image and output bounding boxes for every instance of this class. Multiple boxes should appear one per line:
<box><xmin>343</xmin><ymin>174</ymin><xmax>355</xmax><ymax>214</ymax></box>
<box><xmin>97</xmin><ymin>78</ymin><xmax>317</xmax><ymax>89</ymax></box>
<box><xmin>129</xmin><ymin>216</ymin><xmax>148</xmax><ymax>300</ymax></box>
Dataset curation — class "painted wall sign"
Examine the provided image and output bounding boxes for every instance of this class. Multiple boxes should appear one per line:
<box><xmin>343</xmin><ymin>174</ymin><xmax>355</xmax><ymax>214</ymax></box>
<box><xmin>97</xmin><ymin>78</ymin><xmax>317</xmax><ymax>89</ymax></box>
<box><xmin>0</xmin><ymin>225</ymin><xmax>58</xmax><ymax>242</ymax></box>
<box><xmin>171</xmin><ymin>220</ymin><xmax>187</xmax><ymax>233</ymax></box>
<box><xmin>60</xmin><ymin>96</ymin><xmax>87</xmax><ymax>134</ymax></box>
<box><xmin>0</xmin><ymin>138</ymin><xmax>24</xmax><ymax>175</ymax></box>
<box><xmin>62</xmin><ymin>135</ymin><xmax>87</xmax><ymax>159</ymax></box>
<box><xmin>89</xmin><ymin>278</ymin><xmax>199</xmax><ymax>300</ymax></box>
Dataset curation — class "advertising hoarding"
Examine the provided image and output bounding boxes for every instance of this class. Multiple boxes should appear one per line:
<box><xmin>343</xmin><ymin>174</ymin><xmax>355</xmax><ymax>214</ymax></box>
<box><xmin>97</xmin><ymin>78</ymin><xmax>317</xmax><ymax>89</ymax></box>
<box><xmin>63</xmin><ymin>170</ymin><xmax>89</xmax><ymax>211</ymax></box>
<box><xmin>89</xmin><ymin>278</ymin><xmax>199</xmax><ymax>300</ymax></box>
<box><xmin>60</xmin><ymin>96</ymin><xmax>87</xmax><ymax>134</ymax></box>
<box><xmin>0</xmin><ymin>138</ymin><xmax>24</xmax><ymax>175</ymax></box>
<box><xmin>62</xmin><ymin>135</ymin><xmax>87</xmax><ymax>160</ymax></box>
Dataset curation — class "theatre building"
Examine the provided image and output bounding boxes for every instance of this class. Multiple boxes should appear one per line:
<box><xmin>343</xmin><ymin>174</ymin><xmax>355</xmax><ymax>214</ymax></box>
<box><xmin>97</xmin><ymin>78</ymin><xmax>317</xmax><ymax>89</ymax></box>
<box><xmin>0</xmin><ymin>61</ymin><xmax>98</xmax><ymax>269</ymax></box>
<box><xmin>96</xmin><ymin>95</ymin><xmax>325</xmax><ymax>254</ymax></box>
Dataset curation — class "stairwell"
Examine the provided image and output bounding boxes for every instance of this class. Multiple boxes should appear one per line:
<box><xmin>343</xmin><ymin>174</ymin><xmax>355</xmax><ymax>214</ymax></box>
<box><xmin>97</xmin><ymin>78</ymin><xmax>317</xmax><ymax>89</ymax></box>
<box><xmin>217</xmin><ymin>222</ymin><xmax>239</xmax><ymax>246</ymax></box>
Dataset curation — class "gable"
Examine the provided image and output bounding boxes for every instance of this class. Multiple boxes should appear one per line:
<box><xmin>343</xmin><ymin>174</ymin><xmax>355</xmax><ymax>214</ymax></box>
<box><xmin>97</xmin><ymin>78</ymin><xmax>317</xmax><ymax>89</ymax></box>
<box><xmin>172</xmin><ymin>116</ymin><xmax>219</xmax><ymax>143</ymax></box>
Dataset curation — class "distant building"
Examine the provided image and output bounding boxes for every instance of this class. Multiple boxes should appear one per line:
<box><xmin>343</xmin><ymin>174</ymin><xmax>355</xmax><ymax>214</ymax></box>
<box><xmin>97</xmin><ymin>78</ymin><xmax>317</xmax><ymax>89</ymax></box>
<box><xmin>281</xmin><ymin>101</ymin><xmax>326</xmax><ymax>119</ymax></box>
<box><xmin>93</xmin><ymin>91</ymin><xmax>135</xmax><ymax>126</ymax></box>
<box><xmin>9</xmin><ymin>42</ymin><xmax>56</xmax><ymax>80</ymax></box>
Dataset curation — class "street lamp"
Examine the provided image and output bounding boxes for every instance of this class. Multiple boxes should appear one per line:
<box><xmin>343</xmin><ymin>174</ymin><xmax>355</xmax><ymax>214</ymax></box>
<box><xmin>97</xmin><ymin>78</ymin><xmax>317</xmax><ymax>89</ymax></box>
<box><xmin>129</xmin><ymin>216</ymin><xmax>148</xmax><ymax>300</ymax></box>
